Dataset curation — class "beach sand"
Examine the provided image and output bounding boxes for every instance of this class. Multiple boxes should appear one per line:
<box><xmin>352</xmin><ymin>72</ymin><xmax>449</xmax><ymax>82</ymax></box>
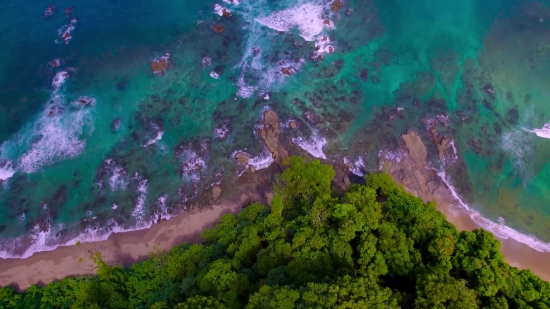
<box><xmin>0</xmin><ymin>200</ymin><xmax>241</xmax><ymax>290</ymax></box>
<box><xmin>1</xmin><ymin>190</ymin><xmax>550</xmax><ymax>290</ymax></box>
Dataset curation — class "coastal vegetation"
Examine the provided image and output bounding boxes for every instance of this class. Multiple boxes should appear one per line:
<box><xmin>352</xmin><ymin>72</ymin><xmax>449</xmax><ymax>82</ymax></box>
<box><xmin>1</xmin><ymin>156</ymin><xmax>549</xmax><ymax>308</ymax></box>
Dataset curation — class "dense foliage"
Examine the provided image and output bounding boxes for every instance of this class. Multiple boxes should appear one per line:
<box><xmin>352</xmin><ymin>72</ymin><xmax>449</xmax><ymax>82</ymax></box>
<box><xmin>2</xmin><ymin>156</ymin><xmax>550</xmax><ymax>309</ymax></box>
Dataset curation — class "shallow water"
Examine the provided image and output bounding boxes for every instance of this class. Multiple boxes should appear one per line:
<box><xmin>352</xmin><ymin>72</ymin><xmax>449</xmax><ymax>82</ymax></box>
<box><xmin>1</xmin><ymin>0</ymin><xmax>550</xmax><ymax>257</ymax></box>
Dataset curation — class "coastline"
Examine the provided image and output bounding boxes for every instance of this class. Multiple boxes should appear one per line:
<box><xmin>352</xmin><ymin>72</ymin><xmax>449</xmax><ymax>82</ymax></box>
<box><xmin>1</xmin><ymin>173</ymin><xmax>550</xmax><ymax>289</ymax></box>
<box><xmin>379</xmin><ymin>129</ymin><xmax>550</xmax><ymax>282</ymax></box>
<box><xmin>2</xmin><ymin>118</ymin><xmax>550</xmax><ymax>288</ymax></box>
<box><xmin>0</xmin><ymin>201</ymin><xmax>241</xmax><ymax>290</ymax></box>
<box><xmin>436</xmin><ymin>195</ymin><xmax>550</xmax><ymax>282</ymax></box>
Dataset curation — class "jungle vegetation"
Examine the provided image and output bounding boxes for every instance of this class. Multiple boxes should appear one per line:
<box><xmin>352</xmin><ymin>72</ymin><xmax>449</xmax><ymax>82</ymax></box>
<box><xmin>1</xmin><ymin>156</ymin><xmax>549</xmax><ymax>309</ymax></box>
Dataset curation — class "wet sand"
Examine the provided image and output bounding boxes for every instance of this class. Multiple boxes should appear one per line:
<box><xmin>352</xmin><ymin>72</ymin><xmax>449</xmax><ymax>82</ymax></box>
<box><xmin>0</xmin><ymin>201</ymin><xmax>240</xmax><ymax>290</ymax></box>
<box><xmin>1</xmin><ymin>193</ymin><xmax>550</xmax><ymax>290</ymax></box>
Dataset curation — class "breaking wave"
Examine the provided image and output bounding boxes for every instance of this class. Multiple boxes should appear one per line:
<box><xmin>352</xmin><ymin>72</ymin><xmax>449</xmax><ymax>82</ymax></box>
<box><xmin>0</xmin><ymin>95</ymin><xmax>94</xmax><ymax>178</ymax></box>
<box><xmin>437</xmin><ymin>169</ymin><xmax>550</xmax><ymax>252</ymax></box>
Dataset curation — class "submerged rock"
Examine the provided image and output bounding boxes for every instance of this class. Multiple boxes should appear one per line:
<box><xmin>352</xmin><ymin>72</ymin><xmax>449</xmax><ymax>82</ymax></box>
<box><xmin>111</xmin><ymin>117</ymin><xmax>121</xmax><ymax>131</ymax></box>
<box><xmin>49</xmin><ymin>59</ymin><xmax>60</xmax><ymax>68</ymax></box>
<box><xmin>151</xmin><ymin>53</ymin><xmax>170</xmax><ymax>75</ymax></box>
<box><xmin>331</xmin><ymin>0</ymin><xmax>343</xmax><ymax>12</ymax></box>
<box><xmin>44</xmin><ymin>5</ymin><xmax>55</xmax><ymax>17</ymax></box>
<box><xmin>211</xmin><ymin>24</ymin><xmax>225</xmax><ymax>33</ymax></box>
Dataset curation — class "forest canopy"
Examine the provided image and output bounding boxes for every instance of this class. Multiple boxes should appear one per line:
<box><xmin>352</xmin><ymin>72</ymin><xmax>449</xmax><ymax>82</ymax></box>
<box><xmin>1</xmin><ymin>156</ymin><xmax>549</xmax><ymax>309</ymax></box>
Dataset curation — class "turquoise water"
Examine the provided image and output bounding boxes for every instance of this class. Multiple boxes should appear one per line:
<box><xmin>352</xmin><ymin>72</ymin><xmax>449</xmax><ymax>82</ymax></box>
<box><xmin>0</xmin><ymin>0</ymin><xmax>550</xmax><ymax>257</ymax></box>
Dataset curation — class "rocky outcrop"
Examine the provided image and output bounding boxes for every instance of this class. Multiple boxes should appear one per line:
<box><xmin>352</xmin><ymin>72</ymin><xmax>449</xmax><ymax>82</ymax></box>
<box><xmin>256</xmin><ymin>110</ymin><xmax>288</xmax><ymax>166</ymax></box>
<box><xmin>234</xmin><ymin>152</ymin><xmax>250</xmax><ymax>166</ymax></box>
<box><xmin>211</xmin><ymin>24</ymin><xmax>225</xmax><ymax>33</ymax></box>
<box><xmin>420</xmin><ymin>115</ymin><xmax>453</xmax><ymax>161</ymax></box>
<box><xmin>379</xmin><ymin>129</ymin><xmax>453</xmax><ymax>207</ymax></box>
<box><xmin>401</xmin><ymin>129</ymin><xmax>427</xmax><ymax>164</ymax></box>
<box><xmin>428</xmin><ymin>126</ymin><xmax>451</xmax><ymax>161</ymax></box>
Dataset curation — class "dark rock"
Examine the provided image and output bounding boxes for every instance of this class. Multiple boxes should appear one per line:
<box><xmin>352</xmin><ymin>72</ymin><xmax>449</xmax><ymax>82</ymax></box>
<box><xmin>468</xmin><ymin>137</ymin><xmax>482</xmax><ymax>154</ymax></box>
<box><xmin>359</xmin><ymin>69</ymin><xmax>369</xmax><ymax>81</ymax></box>
<box><xmin>506</xmin><ymin>108</ymin><xmax>519</xmax><ymax>125</ymax></box>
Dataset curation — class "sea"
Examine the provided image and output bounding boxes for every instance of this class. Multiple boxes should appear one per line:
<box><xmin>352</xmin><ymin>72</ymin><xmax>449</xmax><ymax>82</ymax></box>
<box><xmin>0</xmin><ymin>0</ymin><xmax>550</xmax><ymax>258</ymax></box>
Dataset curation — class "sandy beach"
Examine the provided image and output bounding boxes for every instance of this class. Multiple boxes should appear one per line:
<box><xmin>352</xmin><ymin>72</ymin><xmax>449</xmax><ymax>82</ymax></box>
<box><xmin>1</xmin><ymin>183</ymin><xmax>550</xmax><ymax>290</ymax></box>
<box><xmin>0</xmin><ymin>200</ymin><xmax>241</xmax><ymax>290</ymax></box>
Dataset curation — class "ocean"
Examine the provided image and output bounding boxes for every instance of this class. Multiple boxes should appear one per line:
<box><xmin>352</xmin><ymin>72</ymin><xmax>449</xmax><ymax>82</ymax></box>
<box><xmin>0</xmin><ymin>0</ymin><xmax>549</xmax><ymax>258</ymax></box>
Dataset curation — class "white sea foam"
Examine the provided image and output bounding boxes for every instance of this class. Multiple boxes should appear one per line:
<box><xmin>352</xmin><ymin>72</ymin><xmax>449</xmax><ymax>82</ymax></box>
<box><xmin>223</xmin><ymin>0</ymin><xmax>239</xmax><ymax>5</ymax></box>
<box><xmin>11</xmin><ymin>96</ymin><xmax>94</xmax><ymax>173</ymax></box>
<box><xmin>154</xmin><ymin>195</ymin><xmax>172</xmax><ymax>221</ymax></box>
<box><xmin>109</xmin><ymin>165</ymin><xmax>128</xmax><ymax>191</ymax></box>
<box><xmin>235</xmin><ymin>1</ymin><xmax>336</xmax><ymax>98</ymax></box>
<box><xmin>232</xmin><ymin>148</ymin><xmax>274</xmax><ymax>176</ymax></box>
<box><xmin>56</xmin><ymin>24</ymin><xmax>75</xmax><ymax>44</ymax></box>
<box><xmin>343</xmin><ymin>156</ymin><xmax>365</xmax><ymax>176</ymax></box>
<box><xmin>237</xmin><ymin>75</ymin><xmax>257</xmax><ymax>98</ymax></box>
<box><xmin>214</xmin><ymin>4</ymin><xmax>229</xmax><ymax>16</ymax></box>
<box><xmin>292</xmin><ymin>128</ymin><xmax>327</xmax><ymax>159</ymax></box>
<box><xmin>314</xmin><ymin>35</ymin><xmax>335</xmax><ymax>54</ymax></box>
<box><xmin>528</xmin><ymin>123</ymin><xmax>550</xmax><ymax>139</ymax></box>
<box><xmin>214</xmin><ymin>120</ymin><xmax>230</xmax><ymax>140</ymax></box>
<box><xmin>143</xmin><ymin>130</ymin><xmax>164</xmax><ymax>147</ymax></box>
<box><xmin>437</xmin><ymin>169</ymin><xmax>550</xmax><ymax>252</ymax></box>
<box><xmin>502</xmin><ymin>130</ymin><xmax>533</xmax><ymax>179</ymax></box>
<box><xmin>0</xmin><ymin>222</ymin><xmax>67</xmax><ymax>259</ymax></box>
<box><xmin>52</xmin><ymin>71</ymin><xmax>69</xmax><ymax>92</ymax></box>
<box><xmin>377</xmin><ymin>149</ymin><xmax>405</xmax><ymax>170</ymax></box>
<box><xmin>210</xmin><ymin>71</ymin><xmax>219</xmax><ymax>79</ymax></box>
<box><xmin>248</xmin><ymin>149</ymin><xmax>274</xmax><ymax>170</ymax></box>
<box><xmin>255</xmin><ymin>3</ymin><xmax>326</xmax><ymax>41</ymax></box>
<box><xmin>0</xmin><ymin>161</ymin><xmax>15</xmax><ymax>181</ymax></box>
<box><xmin>132</xmin><ymin>179</ymin><xmax>150</xmax><ymax>229</ymax></box>
<box><xmin>180</xmin><ymin>149</ymin><xmax>207</xmax><ymax>180</ymax></box>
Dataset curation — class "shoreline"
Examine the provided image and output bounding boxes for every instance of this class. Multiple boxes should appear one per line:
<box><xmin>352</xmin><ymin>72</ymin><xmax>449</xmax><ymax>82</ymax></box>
<box><xmin>2</xmin><ymin>119</ymin><xmax>550</xmax><ymax>288</ymax></box>
<box><xmin>1</xmin><ymin>177</ymin><xmax>550</xmax><ymax>289</ymax></box>
<box><xmin>0</xmin><ymin>200</ymin><xmax>241</xmax><ymax>290</ymax></box>
<box><xmin>380</xmin><ymin>129</ymin><xmax>550</xmax><ymax>282</ymax></box>
<box><xmin>437</xmin><ymin>198</ymin><xmax>550</xmax><ymax>282</ymax></box>
<box><xmin>2</xmin><ymin>182</ymin><xmax>550</xmax><ymax>290</ymax></box>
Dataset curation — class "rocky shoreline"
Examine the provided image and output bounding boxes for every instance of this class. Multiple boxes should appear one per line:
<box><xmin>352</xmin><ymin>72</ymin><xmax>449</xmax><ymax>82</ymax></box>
<box><xmin>3</xmin><ymin>109</ymin><xmax>550</xmax><ymax>289</ymax></box>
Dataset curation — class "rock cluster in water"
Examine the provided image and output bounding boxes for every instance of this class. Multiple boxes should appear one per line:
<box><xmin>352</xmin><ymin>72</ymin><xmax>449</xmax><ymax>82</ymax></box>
<box><xmin>151</xmin><ymin>54</ymin><xmax>170</xmax><ymax>75</ymax></box>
